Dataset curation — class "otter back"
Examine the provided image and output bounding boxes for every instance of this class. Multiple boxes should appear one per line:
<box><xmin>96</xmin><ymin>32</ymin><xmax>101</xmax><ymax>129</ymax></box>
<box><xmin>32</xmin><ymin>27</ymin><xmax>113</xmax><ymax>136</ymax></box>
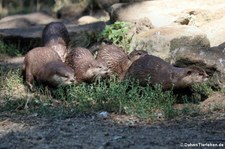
<box><xmin>124</xmin><ymin>55</ymin><xmax>208</xmax><ymax>90</ymax></box>
<box><xmin>96</xmin><ymin>44</ymin><xmax>129</xmax><ymax>77</ymax></box>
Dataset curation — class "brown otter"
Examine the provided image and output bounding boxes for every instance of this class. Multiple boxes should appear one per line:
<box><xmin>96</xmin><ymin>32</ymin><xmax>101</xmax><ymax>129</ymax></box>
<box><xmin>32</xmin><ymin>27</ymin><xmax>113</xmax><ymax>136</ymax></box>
<box><xmin>65</xmin><ymin>47</ymin><xmax>109</xmax><ymax>83</ymax></box>
<box><xmin>123</xmin><ymin>54</ymin><xmax>208</xmax><ymax>90</ymax></box>
<box><xmin>36</xmin><ymin>61</ymin><xmax>75</xmax><ymax>87</ymax></box>
<box><xmin>96</xmin><ymin>44</ymin><xmax>148</xmax><ymax>79</ymax></box>
<box><xmin>23</xmin><ymin>47</ymin><xmax>75</xmax><ymax>91</ymax></box>
<box><xmin>42</xmin><ymin>22</ymin><xmax>70</xmax><ymax>62</ymax></box>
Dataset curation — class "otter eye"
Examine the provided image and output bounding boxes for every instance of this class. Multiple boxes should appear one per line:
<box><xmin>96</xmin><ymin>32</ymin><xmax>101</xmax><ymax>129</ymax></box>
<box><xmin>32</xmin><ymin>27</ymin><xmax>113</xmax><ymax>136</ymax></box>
<box><xmin>187</xmin><ymin>70</ymin><xmax>192</xmax><ymax>75</ymax></box>
<box><xmin>138</xmin><ymin>52</ymin><xmax>142</xmax><ymax>55</ymax></box>
<box><xmin>64</xmin><ymin>74</ymin><xmax>69</xmax><ymax>78</ymax></box>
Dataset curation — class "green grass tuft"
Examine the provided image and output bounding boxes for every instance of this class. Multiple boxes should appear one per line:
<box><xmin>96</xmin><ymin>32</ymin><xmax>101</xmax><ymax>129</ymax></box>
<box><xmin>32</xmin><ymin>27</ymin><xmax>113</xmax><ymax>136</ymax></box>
<box><xmin>190</xmin><ymin>82</ymin><xmax>213</xmax><ymax>103</ymax></box>
<box><xmin>0</xmin><ymin>40</ymin><xmax>22</xmax><ymax>57</ymax></box>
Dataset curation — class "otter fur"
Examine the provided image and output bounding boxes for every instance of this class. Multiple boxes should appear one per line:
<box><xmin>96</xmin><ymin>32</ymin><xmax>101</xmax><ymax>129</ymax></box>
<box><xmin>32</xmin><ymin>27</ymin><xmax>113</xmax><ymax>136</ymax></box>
<box><xmin>65</xmin><ymin>47</ymin><xmax>109</xmax><ymax>83</ymax></box>
<box><xmin>128</xmin><ymin>50</ymin><xmax>148</xmax><ymax>62</ymax></box>
<box><xmin>96</xmin><ymin>44</ymin><xmax>147</xmax><ymax>79</ymax></box>
<box><xmin>124</xmin><ymin>54</ymin><xmax>208</xmax><ymax>90</ymax></box>
<box><xmin>23</xmin><ymin>47</ymin><xmax>75</xmax><ymax>91</ymax></box>
<box><xmin>42</xmin><ymin>22</ymin><xmax>70</xmax><ymax>62</ymax></box>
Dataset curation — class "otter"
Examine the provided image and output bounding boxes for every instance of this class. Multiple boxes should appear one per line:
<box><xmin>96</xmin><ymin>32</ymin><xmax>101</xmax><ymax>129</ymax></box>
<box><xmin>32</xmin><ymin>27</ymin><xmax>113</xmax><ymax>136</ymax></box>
<box><xmin>36</xmin><ymin>61</ymin><xmax>75</xmax><ymax>87</ymax></box>
<box><xmin>23</xmin><ymin>47</ymin><xmax>75</xmax><ymax>91</ymax></box>
<box><xmin>96</xmin><ymin>44</ymin><xmax>147</xmax><ymax>79</ymax></box>
<box><xmin>65</xmin><ymin>47</ymin><xmax>109</xmax><ymax>83</ymax></box>
<box><xmin>42</xmin><ymin>22</ymin><xmax>70</xmax><ymax>62</ymax></box>
<box><xmin>123</xmin><ymin>54</ymin><xmax>208</xmax><ymax>90</ymax></box>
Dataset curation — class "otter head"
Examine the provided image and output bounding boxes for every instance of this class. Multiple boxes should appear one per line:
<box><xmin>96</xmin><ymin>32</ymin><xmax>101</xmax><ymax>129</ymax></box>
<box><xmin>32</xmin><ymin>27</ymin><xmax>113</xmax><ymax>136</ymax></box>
<box><xmin>174</xmin><ymin>66</ymin><xmax>208</xmax><ymax>88</ymax></box>
<box><xmin>42</xmin><ymin>22</ymin><xmax>70</xmax><ymax>47</ymax></box>
<box><xmin>85</xmin><ymin>60</ymin><xmax>110</xmax><ymax>82</ymax></box>
<box><xmin>128</xmin><ymin>50</ymin><xmax>148</xmax><ymax>62</ymax></box>
<box><xmin>48</xmin><ymin>62</ymin><xmax>76</xmax><ymax>87</ymax></box>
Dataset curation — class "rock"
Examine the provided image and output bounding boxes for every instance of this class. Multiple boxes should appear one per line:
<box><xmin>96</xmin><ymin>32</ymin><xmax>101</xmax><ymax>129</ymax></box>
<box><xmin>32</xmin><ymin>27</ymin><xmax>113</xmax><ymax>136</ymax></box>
<box><xmin>0</xmin><ymin>18</ymin><xmax>34</xmax><ymax>29</ymax></box>
<box><xmin>78</xmin><ymin>16</ymin><xmax>99</xmax><ymax>25</ymax></box>
<box><xmin>95</xmin><ymin>0</ymin><xmax>119</xmax><ymax>9</ymax></box>
<box><xmin>128</xmin><ymin>17</ymin><xmax>154</xmax><ymax>37</ymax></box>
<box><xmin>172</xmin><ymin>43</ymin><xmax>225</xmax><ymax>89</ymax></box>
<box><xmin>98</xmin><ymin>111</ymin><xmax>109</xmax><ymax>119</ymax></box>
<box><xmin>110</xmin><ymin>0</ymin><xmax>225</xmax><ymax>46</ymax></box>
<box><xmin>0</xmin><ymin>22</ymin><xmax>106</xmax><ymax>52</ymax></box>
<box><xmin>130</xmin><ymin>25</ymin><xmax>210</xmax><ymax>61</ymax></box>
<box><xmin>174</xmin><ymin>5</ymin><xmax>225</xmax><ymax>47</ymax></box>
<box><xmin>109</xmin><ymin>0</ymin><xmax>225</xmax><ymax>27</ymax></box>
<box><xmin>57</xmin><ymin>2</ymin><xmax>90</xmax><ymax>20</ymax></box>
<box><xmin>200</xmin><ymin>16</ymin><xmax>225</xmax><ymax>47</ymax></box>
<box><xmin>0</xmin><ymin>12</ymin><xmax>57</xmax><ymax>26</ymax></box>
<box><xmin>109</xmin><ymin>2</ymin><xmax>176</xmax><ymax>27</ymax></box>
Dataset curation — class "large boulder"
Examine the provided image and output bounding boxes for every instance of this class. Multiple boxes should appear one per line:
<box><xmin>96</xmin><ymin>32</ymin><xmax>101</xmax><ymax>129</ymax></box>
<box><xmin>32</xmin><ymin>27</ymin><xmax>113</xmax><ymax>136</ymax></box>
<box><xmin>172</xmin><ymin>43</ymin><xmax>225</xmax><ymax>89</ymax></box>
<box><xmin>109</xmin><ymin>0</ymin><xmax>225</xmax><ymax>27</ymax></box>
<box><xmin>130</xmin><ymin>25</ymin><xmax>210</xmax><ymax>61</ymax></box>
<box><xmin>200</xmin><ymin>16</ymin><xmax>225</xmax><ymax>47</ymax></box>
<box><xmin>174</xmin><ymin>6</ymin><xmax>225</xmax><ymax>47</ymax></box>
<box><xmin>110</xmin><ymin>0</ymin><xmax>225</xmax><ymax>46</ymax></box>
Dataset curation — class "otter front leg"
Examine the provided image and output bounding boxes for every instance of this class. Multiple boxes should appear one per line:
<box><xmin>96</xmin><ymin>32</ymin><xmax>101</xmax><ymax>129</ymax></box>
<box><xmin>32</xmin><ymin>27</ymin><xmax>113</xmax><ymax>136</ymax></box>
<box><xmin>25</xmin><ymin>69</ymin><xmax>35</xmax><ymax>92</ymax></box>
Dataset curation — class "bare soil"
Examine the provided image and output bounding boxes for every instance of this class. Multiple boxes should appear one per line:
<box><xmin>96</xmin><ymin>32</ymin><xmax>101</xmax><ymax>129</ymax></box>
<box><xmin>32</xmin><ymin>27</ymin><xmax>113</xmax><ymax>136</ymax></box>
<box><xmin>0</xmin><ymin>108</ymin><xmax>225</xmax><ymax>148</ymax></box>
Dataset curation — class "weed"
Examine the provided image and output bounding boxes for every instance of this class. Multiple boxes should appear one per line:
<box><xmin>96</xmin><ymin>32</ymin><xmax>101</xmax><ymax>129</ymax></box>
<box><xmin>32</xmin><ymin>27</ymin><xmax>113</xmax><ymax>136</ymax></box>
<box><xmin>99</xmin><ymin>21</ymin><xmax>131</xmax><ymax>52</ymax></box>
<box><xmin>222</xmin><ymin>87</ymin><xmax>225</xmax><ymax>93</ymax></box>
<box><xmin>0</xmin><ymin>40</ymin><xmax>22</xmax><ymax>57</ymax></box>
<box><xmin>191</xmin><ymin>82</ymin><xmax>213</xmax><ymax>102</ymax></box>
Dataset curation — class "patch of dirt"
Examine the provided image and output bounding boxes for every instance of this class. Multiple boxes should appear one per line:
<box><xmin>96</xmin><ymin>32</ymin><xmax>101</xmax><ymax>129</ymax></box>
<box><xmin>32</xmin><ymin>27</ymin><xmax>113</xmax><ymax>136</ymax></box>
<box><xmin>0</xmin><ymin>110</ymin><xmax>225</xmax><ymax>149</ymax></box>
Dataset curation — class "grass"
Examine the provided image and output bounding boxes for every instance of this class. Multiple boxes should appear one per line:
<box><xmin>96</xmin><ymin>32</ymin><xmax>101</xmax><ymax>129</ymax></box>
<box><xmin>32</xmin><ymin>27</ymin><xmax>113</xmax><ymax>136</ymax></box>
<box><xmin>0</xmin><ymin>41</ymin><xmax>22</xmax><ymax>58</ymax></box>
<box><xmin>190</xmin><ymin>82</ymin><xmax>213</xmax><ymax>103</ymax></box>
<box><xmin>1</xmin><ymin>67</ymin><xmax>219</xmax><ymax>121</ymax></box>
<box><xmin>0</xmin><ymin>68</ymin><xmax>179</xmax><ymax>120</ymax></box>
